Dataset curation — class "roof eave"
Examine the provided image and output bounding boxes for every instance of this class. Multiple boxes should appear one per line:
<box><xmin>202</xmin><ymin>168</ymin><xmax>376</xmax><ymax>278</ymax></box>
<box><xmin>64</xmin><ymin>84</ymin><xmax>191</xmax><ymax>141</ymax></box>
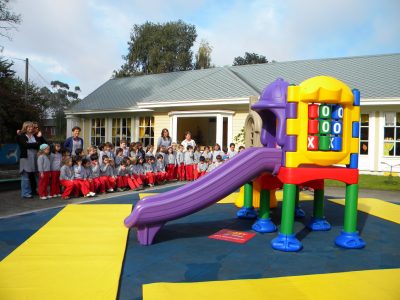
<box><xmin>138</xmin><ymin>97</ymin><xmax>250</xmax><ymax>108</ymax></box>
<box><xmin>66</xmin><ymin>108</ymin><xmax>154</xmax><ymax>116</ymax></box>
<box><xmin>361</xmin><ymin>98</ymin><xmax>400</xmax><ymax>106</ymax></box>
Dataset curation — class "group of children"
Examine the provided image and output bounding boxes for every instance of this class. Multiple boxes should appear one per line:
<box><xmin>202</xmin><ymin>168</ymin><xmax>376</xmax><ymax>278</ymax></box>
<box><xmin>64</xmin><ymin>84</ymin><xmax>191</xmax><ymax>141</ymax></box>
<box><xmin>36</xmin><ymin>139</ymin><xmax>245</xmax><ymax>200</ymax></box>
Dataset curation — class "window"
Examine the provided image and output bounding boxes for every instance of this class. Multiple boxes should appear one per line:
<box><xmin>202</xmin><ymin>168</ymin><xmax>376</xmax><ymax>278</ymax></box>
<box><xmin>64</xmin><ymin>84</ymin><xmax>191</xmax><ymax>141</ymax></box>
<box><xmin>112</xmin><ymin>118</ymin><xmax>131</xmax><ymax>146</ymax></box>
<box><xmin>359</xmin><ymin>114</ymin><xmax>369</xmax><ymax>155</ymax></box>
<box><xmin>139</xmin><ymin>116</ymin><xmax>154</xmax><ymax>147</ymax></box>
<box><xmin>50</xmin><ymin>127</ymin><xmax>56</xmax><ymax>136</ymax></box>
<box><xmin>91</xmin><ymin>118</ymin><xmax>105</xmax><ymax>146</ymax></box>
<box><xmin>383</xmin><ymin>112</ymin><xmax>400</xmax><ymax>156</ymax></box>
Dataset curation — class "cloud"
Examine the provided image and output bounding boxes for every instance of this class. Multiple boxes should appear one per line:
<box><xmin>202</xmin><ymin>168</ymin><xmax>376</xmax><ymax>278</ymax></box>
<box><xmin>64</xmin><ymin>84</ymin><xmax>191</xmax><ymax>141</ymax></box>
<box><xmin>197</xmin><ymin>0</ymin><xmax>400</xmax><ymax>65</ymax></box>
<box><xmin>1</xmin><ymin>0</ymin><xmax>399</xmax><ymax>98</ymax></box>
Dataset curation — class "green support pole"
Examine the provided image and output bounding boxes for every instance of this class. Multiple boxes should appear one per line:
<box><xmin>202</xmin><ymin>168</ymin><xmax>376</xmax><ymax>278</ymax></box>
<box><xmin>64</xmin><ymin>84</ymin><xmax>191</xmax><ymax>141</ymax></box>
<box><xmin>344</xmin><ymin>184</ymin><xmax>359</xmax><ymax>233</ymax></box>
<box><xmin>280</xmin><ymin>184</ymin><xmax>297</xmax><ymax>235</ymax></box>
<box><xmin>258</xmin><ymin>189</ymin><xmax>270</xmax><ymax>220</ymax></box>
<box><xmin>243</xmin><ymin>182</ymin><xmax>253</xmax><ymax>209</ymax></box>
<box><xmin>313</xmin><ymin>189</ymin><xmax>325</xmax><ymax>218</ymax></box>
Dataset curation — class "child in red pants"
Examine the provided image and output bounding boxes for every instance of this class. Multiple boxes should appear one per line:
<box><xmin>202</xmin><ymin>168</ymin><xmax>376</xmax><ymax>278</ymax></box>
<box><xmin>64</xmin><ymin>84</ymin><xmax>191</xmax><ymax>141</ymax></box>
<box><xmin>166</xmin><ymin>146</ymin><xmax>177</xmax><ymax>181</ymax></box>
<box><xmin>82</xmin><ymin>158</ymin><xmax>96</xmax><ymax>196</ymax></box>
<box><xmin>197</xmin><ymin>156</ymin><xmax>208</xmax><ymax>178</ymax></box>
<box><xmin>89</xmin><ymin>153</ymin><xmax>106</xmax><ymax>194</ymax></box>
<box><xmin>184</xmin><ymin>145</ymin><xmax>195</xmax><ymax>181</ymax></box>
<box><xmin>130</xmin><ymin>157</ymin><xmax>146</xmax><ymax>187</ymax></box>
<box><xmin>116</xmin><ymin>159</ymin><xmax>141</xmax><ymax>191</ymax></box>
<box><xmin>37</xmin><ymin>144</ymin><xmax>51</xmax><ymax>199</ymax></box>
<box><xmin>59</xmin><ymin>157</ymin><xmax>76</xmax><ymax>200</ymax></box>
<box><xmin>100</xmin><ymin>155</ymin><xmax>116</xmax><ymax>192</ymax></box>
<box><xmin>155</xmin><ymin>154</ymin><xmax>167</xmax><ymax>183</ymax></box>
<box><xmin>176</xmin><ymin>144</ymin><xmax>185</xmax><ymax>181</ymax></box>
<box><xmin>72</xmin><ymin>156</ymin><xmax>94</xmax><ymax>197</ymax></box>
<box><xmin>49</xmin><ymin>143</ymin><xmax>62</xmax><ymax>197</ymax></box>
<box><xmin>143</xmin><ymin>156</ymin><xmax>156</xmax><ymax>187</ymax></box>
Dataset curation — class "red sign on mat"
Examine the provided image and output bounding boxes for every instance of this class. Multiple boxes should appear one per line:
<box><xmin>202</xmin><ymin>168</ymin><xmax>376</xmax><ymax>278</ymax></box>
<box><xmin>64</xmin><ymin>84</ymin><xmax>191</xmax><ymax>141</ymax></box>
<box><xmin>208</xmin><ymin>229</ymin><xmax>256</xmax><ymax>244</ymax></box>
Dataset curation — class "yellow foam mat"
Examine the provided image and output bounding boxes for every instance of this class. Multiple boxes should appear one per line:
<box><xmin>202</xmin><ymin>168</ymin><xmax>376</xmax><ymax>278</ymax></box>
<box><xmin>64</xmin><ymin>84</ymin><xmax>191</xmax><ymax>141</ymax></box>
<box><xmin>329</xmin><ymin>198</ymin><xmax>400</xmax><ymax>224</ymax></box>
<box><xmin>0</xmin><ymin>204</ymin><xmax>131</xmax><ymax>300</ymax></box>
<box><xmin>143</xmin><ymin>268</ymin><xmax>400</xmax><ymax>300</ymax></box>
<box><xmin>139</xmin><ymin>191</ymin><xmax>313</xmax><ymax>204</ymax></box>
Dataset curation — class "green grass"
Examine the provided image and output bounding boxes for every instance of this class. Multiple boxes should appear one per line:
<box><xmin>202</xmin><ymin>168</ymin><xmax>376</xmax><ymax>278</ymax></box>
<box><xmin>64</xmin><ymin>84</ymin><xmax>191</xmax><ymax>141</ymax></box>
<box><xmin>325</xmin><ymin>174</ymin><xmax>400</xmax><ymax>191</ymax></box>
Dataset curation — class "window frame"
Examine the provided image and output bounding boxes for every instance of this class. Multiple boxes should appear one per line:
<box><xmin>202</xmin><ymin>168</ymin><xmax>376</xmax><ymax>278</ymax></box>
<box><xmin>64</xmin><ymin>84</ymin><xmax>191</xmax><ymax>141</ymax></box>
<box><xmin>383</xmin><ymin>112</ymin><xmax>400</xmax><ymax>157</ymax></box>
<box><xmin>90</xmin><ymin>118</ymin><xmax>106</xmax><ymax>146</ymax></box>
<box><xmin>139</xmin><ymin>116</ymin><xmax>155</xmax><ymax>147</ymax></box>
<box><xmin>359</xmin><ymin>113</ymin><xmax>369</xmax><ymax>156</ymax></box>
<box><xmin>111</xmin><ymin>118</ymin><xmax>132</xmax><ymax>146</ymax></box>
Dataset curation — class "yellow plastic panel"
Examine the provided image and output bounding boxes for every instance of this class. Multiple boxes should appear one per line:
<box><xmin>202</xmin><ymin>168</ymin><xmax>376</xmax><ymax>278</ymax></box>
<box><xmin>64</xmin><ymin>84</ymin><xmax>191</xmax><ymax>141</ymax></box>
<box><xmin>0</xmin><ymin>205</ymin><xmax>131</xmax><ymax>300</ymax></box>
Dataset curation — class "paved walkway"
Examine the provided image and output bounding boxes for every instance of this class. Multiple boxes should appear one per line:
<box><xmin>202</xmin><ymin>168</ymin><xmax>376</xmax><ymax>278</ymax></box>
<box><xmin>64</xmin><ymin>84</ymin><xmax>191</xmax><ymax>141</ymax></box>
<box><xmin>0</xmin><ymin>184</ymin><xmax>398</xmax><ymax>218</ymax></box>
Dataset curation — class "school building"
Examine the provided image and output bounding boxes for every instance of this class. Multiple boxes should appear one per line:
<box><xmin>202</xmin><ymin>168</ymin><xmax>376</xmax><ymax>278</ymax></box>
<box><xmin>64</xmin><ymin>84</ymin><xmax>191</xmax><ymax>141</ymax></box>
<box><xmin>66</xmin><ymin>53</ymin><xmax>400</xmax><ymax>175</ymax></box>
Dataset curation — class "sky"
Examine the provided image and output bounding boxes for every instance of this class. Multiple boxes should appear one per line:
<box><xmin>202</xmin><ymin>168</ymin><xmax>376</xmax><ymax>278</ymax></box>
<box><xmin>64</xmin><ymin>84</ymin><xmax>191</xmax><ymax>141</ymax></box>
<box><xmin>1</xmin><ymin>0</ymin><xmax>399</xmax><ymax>98</ymax></box>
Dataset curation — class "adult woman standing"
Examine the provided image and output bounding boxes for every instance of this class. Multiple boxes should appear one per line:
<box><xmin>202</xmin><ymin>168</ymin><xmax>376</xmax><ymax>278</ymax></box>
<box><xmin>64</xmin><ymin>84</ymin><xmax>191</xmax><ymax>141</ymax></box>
<box><xmin>64</xmin><ymin>126</ymin><xmax>84</xmax><ymax>156</ymax></box>
<box><xmin>181</xmin><ymin>131</ymin><xmax>196</xmax><ymax>151</ymax></box>
<box><xmin>157</xmin><ymin>128</ymin><xmax>172</xmax><ymax>149</ymax></box>
<box><xmin>17</xmin><ymin>121</ymin><xmax>41</xmax><ymax>198</ymax></box>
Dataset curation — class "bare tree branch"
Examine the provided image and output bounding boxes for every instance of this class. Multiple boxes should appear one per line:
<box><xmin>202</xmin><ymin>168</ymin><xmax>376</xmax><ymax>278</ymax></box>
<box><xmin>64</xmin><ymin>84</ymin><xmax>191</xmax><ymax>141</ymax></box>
<box><xmin>0</xmin><ymin>0</ymin><xmax>21</xmax><ymax>41</ymax></box>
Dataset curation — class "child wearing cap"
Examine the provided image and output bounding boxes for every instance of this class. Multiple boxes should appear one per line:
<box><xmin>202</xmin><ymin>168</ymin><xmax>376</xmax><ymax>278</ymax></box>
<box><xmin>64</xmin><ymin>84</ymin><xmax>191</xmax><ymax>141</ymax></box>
<box><xmin>37</xmin><ymin>144</ymin><xmax>51</xmax><ymax>200</ymax></box>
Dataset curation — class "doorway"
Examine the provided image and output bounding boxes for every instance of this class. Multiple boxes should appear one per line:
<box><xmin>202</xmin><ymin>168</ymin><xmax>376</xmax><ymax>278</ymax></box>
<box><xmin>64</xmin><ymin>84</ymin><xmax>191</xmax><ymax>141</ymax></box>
<box><xmin>177</xmin><ymin>117</ymin><xmax>216</xmax><ymax>146</ymax></box>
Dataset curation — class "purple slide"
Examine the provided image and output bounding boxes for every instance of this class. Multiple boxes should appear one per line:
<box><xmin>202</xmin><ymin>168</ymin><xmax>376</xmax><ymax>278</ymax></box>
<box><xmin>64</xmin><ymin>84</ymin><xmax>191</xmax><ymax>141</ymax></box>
<box><xmin>124</xmin><ymin>147</ymin><xmax>282</xmax><ymax>245</ymax></box>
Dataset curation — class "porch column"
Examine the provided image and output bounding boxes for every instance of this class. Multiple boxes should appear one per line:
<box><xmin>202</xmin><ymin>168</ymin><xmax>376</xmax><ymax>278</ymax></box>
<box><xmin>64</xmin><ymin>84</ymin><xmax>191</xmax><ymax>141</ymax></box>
<box><xmin>216</xmin><ymin>114</ymin><xmax>223</xmax><ymax>146</ymax></box>
<box><xmin>135</xmin><ymin>117</ymin><xmax>140</xmax><ymax>142</ymax></box>
<box><xmin>106</xmin><ymin>118</ymin><xmax>112</xmax><ymax>143</ymax></box>
<box><xmin>131</xmin><ymin>116</ymin><xmax>136</xmax><ymax>142</ymax></box>
<box><xmin>172</xmin><ymin>115</ymin><xmax>178</xmax><ymax>143</ymax></box>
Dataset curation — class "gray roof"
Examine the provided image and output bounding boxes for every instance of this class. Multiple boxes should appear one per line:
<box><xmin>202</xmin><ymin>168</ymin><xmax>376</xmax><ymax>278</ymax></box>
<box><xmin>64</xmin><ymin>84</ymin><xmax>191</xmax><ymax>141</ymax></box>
<box><xmin>71</xmin><ymin>53</ymin><xmax>400</xmax><ymax>112</ymax></box>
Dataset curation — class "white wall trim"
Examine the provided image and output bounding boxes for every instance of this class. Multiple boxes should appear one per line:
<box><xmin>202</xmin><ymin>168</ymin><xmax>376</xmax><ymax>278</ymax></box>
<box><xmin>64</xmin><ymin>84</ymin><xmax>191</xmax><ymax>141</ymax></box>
<box><xmin>216</xmin><ymin>115</ymin><xmax>223</xmax><ymax>147</ymax></box>
<box><xmin>227</xmin><ymin>116</ymin><xmax>233</xmax><ymax>146</ymax></box>
<box><xmin>171</xmin><ymin>115</ymin><xmax>178</xmax><ymax>142</ymax></box>
<box><xmin>169</xmin><ymin>110</ymin><xmax>234</xmax><ymax>146</ymax></box>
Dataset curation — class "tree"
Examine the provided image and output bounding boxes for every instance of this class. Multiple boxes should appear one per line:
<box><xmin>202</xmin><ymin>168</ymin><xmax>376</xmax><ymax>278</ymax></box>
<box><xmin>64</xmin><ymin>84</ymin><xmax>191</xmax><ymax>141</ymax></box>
<box><xmin>113</xmin><ymin>20</ymin><xmax>197</xmax><ymax>77</ymax></box>
<box><xmin>233</xmin><ymin>52</ymin><xmax>267</xmax><ymax>66</ymax></box>
<box><xmin>46</xmin><ymin>80</ymin><xmax>81</xmax><ymax>140</ymax></box>
<box><xmin>0</xmin><ymin>59</ymin><xmax>48</xmax><ymax>143</ymax></box>
<box><xmin>194</xmin><ymin>40</ymin><xmax>213</xmax><ymax>70</ymax></box>
<box><xmin>0</xmin><ymin>0</ymin><xmax>21</xmax><ymax>41</ymax></box>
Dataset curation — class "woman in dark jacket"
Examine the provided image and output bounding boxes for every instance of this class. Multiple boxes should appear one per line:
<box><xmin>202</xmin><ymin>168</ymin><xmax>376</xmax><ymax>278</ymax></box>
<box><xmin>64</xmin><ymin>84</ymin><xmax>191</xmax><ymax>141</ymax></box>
<box><xmin>17</xmin><ymin>121</ymin><xmax>42</xmax><ymax>198</ymax></box>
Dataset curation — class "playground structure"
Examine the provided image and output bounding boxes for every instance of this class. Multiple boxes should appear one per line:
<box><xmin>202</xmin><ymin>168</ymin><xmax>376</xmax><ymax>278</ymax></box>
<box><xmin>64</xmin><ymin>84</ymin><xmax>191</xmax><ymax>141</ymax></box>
<box><xmin>124</xmin><ymin>75</ymin><xmax>365</xmax><ymax>252</ymax></box>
